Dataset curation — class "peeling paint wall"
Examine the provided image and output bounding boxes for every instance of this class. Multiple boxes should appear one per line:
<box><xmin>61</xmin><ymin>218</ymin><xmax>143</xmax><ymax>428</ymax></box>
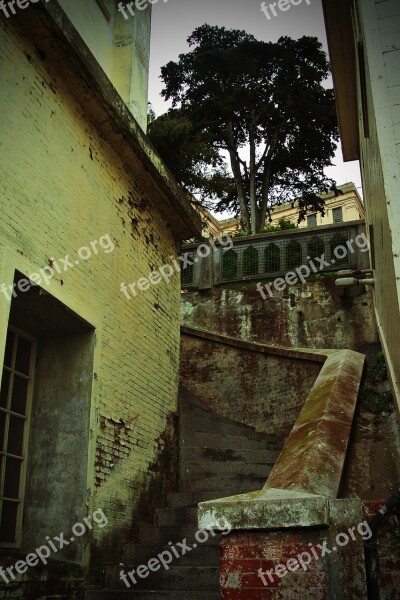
<box><xmin>0</xmin><ymin>14</ymin><xmax>180</xmax><ymax>593</ymax></box>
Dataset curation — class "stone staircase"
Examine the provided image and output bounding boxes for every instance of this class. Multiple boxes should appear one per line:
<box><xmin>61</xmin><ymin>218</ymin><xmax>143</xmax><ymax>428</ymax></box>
<box><xmin>85</xmin><ymin>388</ymin><xmax>285</xmax><ymax>599</ymax></box>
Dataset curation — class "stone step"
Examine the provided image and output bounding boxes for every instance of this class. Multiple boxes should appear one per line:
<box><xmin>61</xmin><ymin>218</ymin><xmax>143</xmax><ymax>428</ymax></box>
<box><xmin>155</xmin><ymin>507</ymin><xmax>197</xmax><ymax>526</ymax></box>
<box><xmin>116</xmin><ymin>543</ymin><xmax>220</xmax><ymax>566</ymax></box>
<box><xmin>180</xmin><ymin>475</ymin><xmax>266</xmax><ymax>493</ymax></box>
<box><xmin>104</xmin><ymin>565</ymin><xmax>219</xmax><ymax>591</ymax></box>
<box><xmin>180</xmin><ymin>393</ymin><xmax>282</xmax><ymax>443</ymax></box>
<box><xmin>138</xmin><ymin>524</ymin><xmax>223</xmax><ymax>546</ymax></box>
<box><xmin>167</xmin><ymin>491</ymin><xmax>235</xmax><ymax>508</ymax></box>
<box><xmin>181</xmin><ymin>431</ymin><xmax>275</xmax><ymax>450</ymax></box>
<box><xmin>85</xmin><ymin>590</ymin><xmax>220</xmax><ymax>599</ymax></box>
<box><xmin>180</xmin><ymin>401</ymin><xmax>251</xmax><ymax>429</ymax></box>
<box><xmin>180</xmin><ymin>414</ymin><xmax>269</xmax><ymax>440</ymax></box>
<box><xmin>180</xmin><ymin>462</ymin><xmax>272</xmax><ymax>483</ymax></box>
<box><xmin>180</xmin><ymin>446</ymin><xmax>281</xmax><ymax>464</ymax></box>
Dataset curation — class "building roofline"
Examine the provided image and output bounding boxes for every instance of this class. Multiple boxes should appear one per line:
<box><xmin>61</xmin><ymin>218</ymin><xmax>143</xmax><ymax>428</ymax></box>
<box><xmin>3</xmin><ymin>1</ymin><xmax>201</xmax><ymax>240</ymax></box>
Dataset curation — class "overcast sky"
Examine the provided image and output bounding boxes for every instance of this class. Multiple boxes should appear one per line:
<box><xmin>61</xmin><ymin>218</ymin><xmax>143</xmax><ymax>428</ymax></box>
<box><xmin>148</xmin><ymin>0</ymin><xmax>363</xmax><ymax>206</ymax></box>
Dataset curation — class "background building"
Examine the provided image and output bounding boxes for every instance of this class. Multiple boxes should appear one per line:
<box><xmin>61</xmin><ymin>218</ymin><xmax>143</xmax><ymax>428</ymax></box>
<box><xmin>200</xmin><ymin>182</ymin><xmax>364</xmax><ymax>237</ymax></box>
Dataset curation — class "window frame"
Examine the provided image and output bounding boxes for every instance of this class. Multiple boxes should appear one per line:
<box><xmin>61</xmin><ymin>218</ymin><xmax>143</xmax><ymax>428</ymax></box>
<box><xmin>307</xmin><ymin>214</ymin><xmax>317</xmax><ymax>228</ymax></box>
<box><xmin>0</xmin><ymin>326</ymin><xmax>36</xmax><ymax>549</ymax></box>
<box><xmin>332</xmin><ymin>207</ymin><xmax>344</xmax><ymax>223</ymax></box>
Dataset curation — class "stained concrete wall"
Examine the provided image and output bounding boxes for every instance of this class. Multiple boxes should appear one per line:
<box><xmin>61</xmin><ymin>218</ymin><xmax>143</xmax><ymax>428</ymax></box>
<box><xmin>23</xmin><ymin>333</ymin><xmax>95</xmax><ymax>563</ymax></box>
<box><xmin>181</xmin><ymin>278</ymin><xmax>378</xmax><ymax>351</ymax></box>
<box><xmin>181</xmin><ymin>331</ymin><xmax>322</xmax><ymax>437</ymax></box>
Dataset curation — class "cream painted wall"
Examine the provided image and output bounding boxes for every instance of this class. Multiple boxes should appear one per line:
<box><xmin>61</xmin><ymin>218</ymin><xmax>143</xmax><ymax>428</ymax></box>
<box><xmin>355</xmin><ymin>0</ymin><xmax>400</xmax><ymax>409</ymax></box>
<box><xmin>58</xmin><ymin>0</ymin><xmax>151</xmax><ymax>130</ymax></box>
<box><xmin>0</xmin><ymin>15</ymin><xmax>179</xmax><ymax>563</ymax></box>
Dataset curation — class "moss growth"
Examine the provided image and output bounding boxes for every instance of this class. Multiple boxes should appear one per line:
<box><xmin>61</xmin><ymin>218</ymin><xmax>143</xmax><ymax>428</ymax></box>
<box><xmin>360</xmin><ymin>387</ymin><xmax>393</xmax><ymax>415</ymax></box>
<box><xmin>307</xmin><ymin>271</ymin><xmax>338</xmax><ymax>282</ymax></box>
<box><xmin>366</xmin><ymin>351</ymin><xmax>388</xmax><ymax>382</ymax></box>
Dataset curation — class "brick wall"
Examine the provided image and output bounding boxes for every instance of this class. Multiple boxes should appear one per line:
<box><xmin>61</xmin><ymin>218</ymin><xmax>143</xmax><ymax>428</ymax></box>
<box><xmin>220</xmin><ymin>531</ymin><xmax>328</xmax><ymax>600</ymax></box>
<box><xmin>219</xmin><ymin>499</ymin><xmax>368</xmax><ymax>600</ymax></box>
<box><xmin>0</xmin><ymin>14</ymin><xmax>181</xmax><ymax>589</ymax></box>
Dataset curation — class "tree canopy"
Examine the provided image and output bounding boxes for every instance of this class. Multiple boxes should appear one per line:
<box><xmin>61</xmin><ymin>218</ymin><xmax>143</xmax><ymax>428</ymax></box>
<box><xmin>148</xmin><ymin>25</ymin><xmax>340</xmax><ymax>234</ymax></box>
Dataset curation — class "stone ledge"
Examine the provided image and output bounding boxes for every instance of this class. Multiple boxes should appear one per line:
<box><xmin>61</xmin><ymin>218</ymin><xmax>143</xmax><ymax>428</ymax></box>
<box><xmin>198</xmin><ymin>488</ymin><xmax>329</xmax><ymax>530</ymax></box>
<box><xmin>265</xmin><ymin>349</ymin><xmax>365</xmax><ymax>498</ymax></box>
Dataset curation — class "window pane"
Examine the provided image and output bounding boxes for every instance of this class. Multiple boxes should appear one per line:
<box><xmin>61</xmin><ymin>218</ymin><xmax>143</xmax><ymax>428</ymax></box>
<box><xmin>15</xmin><ymin>337</ymin><xmax>31</xmax><ymax>376</ymax></box>
<box><xmin>307</xmin><ymin>214</ymin><xmax>317</xmax><ymax>227</ymax></box>
<box><xmin>0</xmin><ymin>500</ymin><xmax>18</xmax><ymax>543</ymax></box>
<box><xmin>11</xmin><ymin>376</ymin><xmax>28</xmax><ymax>416</ymax></box>
<box><xmin>222</xmin><ymin>249</ymin><xmax>238</xmax><ymax>279</ymax></box>
<box><xmin>0</xmin><ymin>369</ymin><xmax>10</xmax><ymax>409</ymax></box>
<box><xmin>0</xmin><ymin>411</ymin><xmax>6</xmax><ymax>451</ymax></box>
<box><xmin>7</xmin><ymin>416</ymin><xmax>25</xmax><ymax>457</ymax></box>
<box><xmin>4</xmin><ymin>331</ymin><xmax>14</xmax><ymax>368</ymax></box>
<box><xmin>333</xmin><ymin>207</ymin><xmax>343</xmax><ymax>223</ymax></box>
<box><xmin>265</xmin><ymin>244</ymin><xmax>280</xmax><ymax>273</ymax></box>
<box><xmin>286</xmin><ymin>242</ymin><xmax>302</xmax><ymax>270</ymax></box>
<box><xmin>3</xmin><ymin>458</ymin><xmax>22</xmax><ymax>499</ymax></box>
<box><xmin>243</xmin><ymin>247</ymin><xmax>259</xmax><ymax>277</ymax></box>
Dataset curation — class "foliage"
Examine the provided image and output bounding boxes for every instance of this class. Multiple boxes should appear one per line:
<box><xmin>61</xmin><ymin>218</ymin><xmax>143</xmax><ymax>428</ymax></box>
<box><xmin>231</xmin><ymin>217</ymin><xmax>297</xmax><ymax>237</ymax></box>
<box><xmin>152</xmin><ymin>25</ymin><xmax>340</xmax><ymax>233</ymax></box>
<box><xmin>261</xmin><ymin>218</ymin><xmax>297</xmax><ymax>233</ymax></box>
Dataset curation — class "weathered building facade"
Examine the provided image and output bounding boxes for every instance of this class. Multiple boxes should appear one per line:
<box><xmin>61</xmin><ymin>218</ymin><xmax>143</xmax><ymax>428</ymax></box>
<box><xmin>322</xmin><ymin>0</ymin><xmax>400</xmax><ymax>415</ymax></box>
<box><xmin>0</xmin><ymin>1</ymin><xmax>200</xmax><ymax>597</ymax></box>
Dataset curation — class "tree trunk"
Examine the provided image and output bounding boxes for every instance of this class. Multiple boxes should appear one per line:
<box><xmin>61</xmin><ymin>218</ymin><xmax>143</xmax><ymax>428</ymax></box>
<box><xmin>226</xmin><ymin>121</ymin><xmax>250</xmax><ymax>231</ymax></box>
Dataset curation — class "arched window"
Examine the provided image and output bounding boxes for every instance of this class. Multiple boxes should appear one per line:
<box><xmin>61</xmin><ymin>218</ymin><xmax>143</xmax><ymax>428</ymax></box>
<box><xmin>243</xmin><ymin>246</ymin><xmax>259</xmax><ymax>277</ymax></box>
<box><xmin>221</xmin><ymin>249</ymin><xmax>238</xmax><ymax>279</ymax></box>
<box><xmin>286</xmin><ymin>241</ymin><xmax>302</xmax><ymax>270</ymax></box>
<box><xmin>265</xmin><ymin>244</ymin><xmax>280</xmax><ymax>273</ymax></box>
<box><xmin>308</xmin><ymin>237</ymin><xmax>325</xmax><ymax>261</ymax></box>
<box><xmin>330</xmin><ymin>235</ymin><xmax>348</xmax><ymax>265</ymax></box>
<box><xmin>180</xmin><ymin>254</ymin><xmax>194</xmax><ymax>286</ymax></box>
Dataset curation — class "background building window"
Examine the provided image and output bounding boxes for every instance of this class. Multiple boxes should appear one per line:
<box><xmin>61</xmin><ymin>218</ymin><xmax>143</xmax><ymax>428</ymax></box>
<box><xmin>332</xmin><ymin>207</ymin><xmax>343</xmax><ymax>223</ymax></box>
<box><xmin>0</xmin><ymin>328</ymin><xmax>35</xmax><ymax>547</ymax></box>
<box><xmin>307</xmin><ymin>214</ymin><xmax>317</xmax><ymax>227</ymax></box>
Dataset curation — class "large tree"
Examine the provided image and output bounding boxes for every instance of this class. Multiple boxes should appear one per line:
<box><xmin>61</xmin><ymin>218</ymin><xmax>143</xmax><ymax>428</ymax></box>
<box><xmin>149</xmin><ymin>25</ymin><xmax>340</xmax><ymax>234</ymax></box>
